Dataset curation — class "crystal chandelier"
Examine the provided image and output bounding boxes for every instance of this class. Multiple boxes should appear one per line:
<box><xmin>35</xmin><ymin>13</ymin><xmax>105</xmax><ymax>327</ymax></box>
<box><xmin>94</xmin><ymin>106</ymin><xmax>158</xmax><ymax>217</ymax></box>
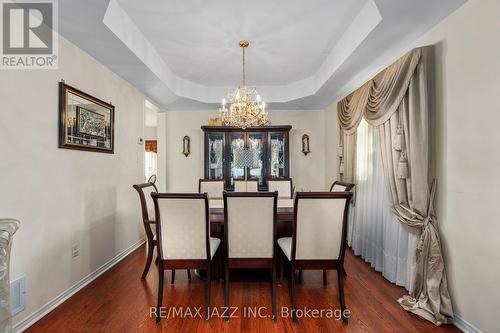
<box><xmin>219</xmin><ymin>40</ymin><xmax>270</xmax><ymax>129</ymax></box>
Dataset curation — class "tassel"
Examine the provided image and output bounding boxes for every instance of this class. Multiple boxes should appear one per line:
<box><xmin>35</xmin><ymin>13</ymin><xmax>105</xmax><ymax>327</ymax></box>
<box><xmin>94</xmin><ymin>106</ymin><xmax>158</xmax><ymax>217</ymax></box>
<box><xmin>339</xmin><ymin>159</ymin><xmax>345</xmax><ymax>175</ymax></box>
<box><xmin>337</xmin><ymin>144</ymin><xmax>344</xmax><ymax>158</ymax></box>
<box><xmin>397</xmin><ymin>151</ymin><xmax>409</xmax><ymax>179</ymax></box>
<box><xmin>394</xmin><ymin>126</ymin><xmax>403</xmax><ymax>151</ymax></box>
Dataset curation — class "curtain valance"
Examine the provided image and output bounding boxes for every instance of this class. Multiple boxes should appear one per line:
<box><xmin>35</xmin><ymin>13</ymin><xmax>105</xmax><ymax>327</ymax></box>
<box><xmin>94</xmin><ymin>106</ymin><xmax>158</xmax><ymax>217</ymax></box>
<box><xmin>337</xmin><ymin>48</ymin><xmax>422</xmax><ymax>132</ymax></box>
<box><xmin>145</xmin><ymin>140</ymin><xmax>157</xmax><ymax>153</ymax></box>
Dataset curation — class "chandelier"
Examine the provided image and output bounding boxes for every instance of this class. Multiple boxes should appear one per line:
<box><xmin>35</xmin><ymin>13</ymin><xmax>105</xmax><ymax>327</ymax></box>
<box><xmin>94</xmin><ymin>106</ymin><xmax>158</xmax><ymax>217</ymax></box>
<box><xmin>219</xmin><ymin>40</ymin><xmax>270</xmax><ymax>129</ymax></box>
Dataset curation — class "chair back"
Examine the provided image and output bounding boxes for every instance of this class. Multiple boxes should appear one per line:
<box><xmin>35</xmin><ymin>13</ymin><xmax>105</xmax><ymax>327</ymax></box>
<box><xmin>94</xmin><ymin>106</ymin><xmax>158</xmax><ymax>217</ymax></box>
<box><xmin>245</xmin><ymin>180</ymin><xmax>258</xmax><ymax>192</ymax></box>
<box><xmin>233</xmin><ymin>180</ymin><xmax>258</xmax><ymax>192</ymax></box>
<box><xmin>293</xmin><ymin>192</ymin><xmax>352</xmax><ymax>261</ymax></box>
<box><xmin>133</xmin><ymin>182</ymin><xmax>158</xmax><ymax>223</ymax></box>
<box><xmin>268</xmin><ymin>178</ymin><xmax>293</xmax><ymax>198</ymax></box>
<box><xmin>152</xmin><ymin>193</ymin><xmax>210</xmax><ymax>260</ymax></box>
<box><xmin>233</xmin><ymin>180</ymin><xmax>247</xmax><ymax>192</ymax></box>
<box><xmin>224</xmin><ymin>192</ymin><xmax>277</xmax><ymax>258</ymax></box>
<box><xmin>329</xmin><ymin>180</ymin><xmax>354</xmax><ymax>192</ymax></box>
<box><xmin>199</xmin><ymin>179</ymin><xmax>225</xmax><ymax>199</ymax></box>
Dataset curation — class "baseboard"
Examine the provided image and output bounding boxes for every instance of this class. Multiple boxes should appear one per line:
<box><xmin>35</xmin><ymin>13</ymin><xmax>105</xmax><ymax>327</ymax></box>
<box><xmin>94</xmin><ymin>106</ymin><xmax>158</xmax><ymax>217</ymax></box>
<box><xmin>454</xmin><ymin>314</ymin><xmax>482</xmax><ymax>333</ymax></box>
<box><xmin>12</xmin><ymin>239</ymin><xmax>145</xmax><ymax>333</ymax></box>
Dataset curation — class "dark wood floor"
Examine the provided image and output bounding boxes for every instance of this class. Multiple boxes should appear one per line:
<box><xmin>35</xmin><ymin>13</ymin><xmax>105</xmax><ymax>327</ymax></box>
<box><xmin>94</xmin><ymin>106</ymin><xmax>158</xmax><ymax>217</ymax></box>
<box><xmin>26</xmin><ymin>245</ymin><xmax>460</xmax><ymax>333</ymax></box>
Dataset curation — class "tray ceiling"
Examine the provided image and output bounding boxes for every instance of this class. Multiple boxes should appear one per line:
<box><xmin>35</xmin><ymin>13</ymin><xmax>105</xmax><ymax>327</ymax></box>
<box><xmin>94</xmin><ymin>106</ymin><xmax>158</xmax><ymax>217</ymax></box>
<box><xmin>58</xmin><ymin>0</ymin><xmax>467</xmax><ymax>110</ymax></box>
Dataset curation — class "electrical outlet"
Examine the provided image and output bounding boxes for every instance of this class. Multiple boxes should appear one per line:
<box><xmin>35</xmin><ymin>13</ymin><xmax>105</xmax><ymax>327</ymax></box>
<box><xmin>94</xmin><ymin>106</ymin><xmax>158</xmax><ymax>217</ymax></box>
<box><xmin>10</xmin><ymin>276</ymin><xmax>26</xmax><ymax>316</ymax></box>
<box><xmin>72</xmin><ymin>243</ymin><xmax>79</xmax><ymax>258</ymax></box>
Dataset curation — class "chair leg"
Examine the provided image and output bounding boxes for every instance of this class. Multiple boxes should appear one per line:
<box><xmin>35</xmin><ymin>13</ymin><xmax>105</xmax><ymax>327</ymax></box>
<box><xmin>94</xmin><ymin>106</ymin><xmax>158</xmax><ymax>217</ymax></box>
<box><xmin>187</xmin><ymin>269</ymin><xmax>191</xmax><ymax>281</ymax></box>
<box><xmin>156</xmin><ymin>267</ymin><xmax>164</xmax><ymax>324</ymax></box>
<box><xmin>338</xmin><ymin>267</ymin><xmax>348</xmax><ymax>324</ymax></box>
<box><xmin>343</xmin><ymin>265</ymin><xmax>347</xmax><ymax>277</ymax></box>
<box><xmin>141</xmin><ymin>243</ymin><xmax>154</xmax><ymax>280</ymax></box>
<box><xmin>323</xmin><ymin>269</ymin><xmax>327</xmax><ymax>286</ymax></box>
<box><xmin>215</xmin><ymin>251</ymin><xmax>221</xmax><ymax>281</ymax></box>
<box><xmin>171</xmin><ymin>270</ymin><xmax>176</xmax><ymax>284</ymax></box>
<box><xmin>290</xmin><ymin>266</ymin><xmax>298</xmax><ymax>323</ymax></box>
<box><xmin>271</xmin><ymin>262</ymin><xmax>277</xmax><ymax>321</ymax></box>
<box><xmin>205</xmin><ymin>266</ymin><xmax>211</xmax><ymax>320</ymax></box>
<box><xmin>297</xmin><ymin>269</ymin><xmax>303</xmax><ymax>283</ymax></box>
<box><xmin>224</xmin><ymin>262</ymin><xmax>230</xmax><ymax>321</ymax></box>
<box><xmin>279</xmin><ymin>251</ymin><xmax>285</xmax><ymax>285</ymax></box>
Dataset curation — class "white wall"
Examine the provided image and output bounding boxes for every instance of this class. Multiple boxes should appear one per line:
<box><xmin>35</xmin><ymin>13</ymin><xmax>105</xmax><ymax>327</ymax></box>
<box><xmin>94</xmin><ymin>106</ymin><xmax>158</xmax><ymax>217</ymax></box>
<box><xmin>415</xmin><ymin>1</ymin><xmax>500</xmax><ymax>331</ymax></box>
<box><xmin>163</xmin><ymin>110</ymin><xmax>327</xmax><ymax>192</ymax></box>
<box><xmin>326</xmin><ymin>1</ymin><xmax>500</xmax><ymax>331</ymax></box>
<box><xmin>144</xmin><ymin>126</ymin><xmax>157</xmax><ymax>140</ymax></box>
<box><xmin>0</xmin><ymin>36</ymin><xmax>146</xmax><ymax>326</ymax></box>
<box><xmin>324</xmin><ymin>103</ymin><xmax>340</xmax><ymax>188</ymax></box>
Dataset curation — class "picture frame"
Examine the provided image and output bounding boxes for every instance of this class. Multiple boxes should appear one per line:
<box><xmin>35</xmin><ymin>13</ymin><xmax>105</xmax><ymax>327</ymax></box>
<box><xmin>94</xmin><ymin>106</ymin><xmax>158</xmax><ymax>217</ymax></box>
<box><xmin>58</xmin><ymin>82</ymin><xmax>114</xmax><ymax>153</ymax></box>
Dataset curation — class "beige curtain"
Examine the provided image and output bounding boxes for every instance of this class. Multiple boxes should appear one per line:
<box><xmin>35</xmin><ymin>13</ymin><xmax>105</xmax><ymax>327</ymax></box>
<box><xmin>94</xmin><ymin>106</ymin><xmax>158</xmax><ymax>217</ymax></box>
<box><xmin>336</xmin><ymin>46</ymin><xmax>453</xmax><ymax>325</ymax></box>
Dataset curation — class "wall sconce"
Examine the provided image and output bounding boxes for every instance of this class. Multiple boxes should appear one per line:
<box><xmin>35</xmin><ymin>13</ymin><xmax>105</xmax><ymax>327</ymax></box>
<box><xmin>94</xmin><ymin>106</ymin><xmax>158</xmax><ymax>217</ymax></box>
<box><xmin>182</xmin><ymin>135</ymin><xmax>190</xmax><ymax>157</ymax></box>
<box><xmin>302</xmin><ymin>134</ymin><xmax>311</xmax><ymax>155</ymax></box>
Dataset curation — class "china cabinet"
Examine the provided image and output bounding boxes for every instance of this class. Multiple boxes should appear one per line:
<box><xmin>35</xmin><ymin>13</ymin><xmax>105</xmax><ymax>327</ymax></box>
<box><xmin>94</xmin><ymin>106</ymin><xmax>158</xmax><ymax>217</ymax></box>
<box><xmin>201</xmin><ymin>126</ymin><xmax>291</xmax><ymax>190</ymax></box>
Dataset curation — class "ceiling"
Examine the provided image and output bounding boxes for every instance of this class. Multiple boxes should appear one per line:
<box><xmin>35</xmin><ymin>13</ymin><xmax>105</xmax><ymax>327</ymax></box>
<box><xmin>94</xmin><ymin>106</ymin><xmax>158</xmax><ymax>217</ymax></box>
<box><xmin>58</xmin><ymin>0</ymin><xmax>467</xmax><ymax>110</ymax></box>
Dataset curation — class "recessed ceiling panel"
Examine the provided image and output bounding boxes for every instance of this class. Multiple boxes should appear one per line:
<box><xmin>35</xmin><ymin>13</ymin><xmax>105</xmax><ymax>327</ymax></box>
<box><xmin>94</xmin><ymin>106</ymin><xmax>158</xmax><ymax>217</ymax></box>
<box><xmin>117</xmin><ymin>0</ymin><xmax>366</xmax><ymax>86</ymax></box>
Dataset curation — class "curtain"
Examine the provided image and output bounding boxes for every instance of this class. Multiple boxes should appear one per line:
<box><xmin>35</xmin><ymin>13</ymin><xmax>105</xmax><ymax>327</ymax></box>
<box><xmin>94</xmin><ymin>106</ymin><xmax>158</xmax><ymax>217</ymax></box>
<box><xmin>349</xmin><ymin>119</ymin><xmax>418</xmax><ymax>291</ymax></box>
<box><xmin>336</xmin><ymin>46</ymin><xmax>453</xmax><ymax>325</ymax></box>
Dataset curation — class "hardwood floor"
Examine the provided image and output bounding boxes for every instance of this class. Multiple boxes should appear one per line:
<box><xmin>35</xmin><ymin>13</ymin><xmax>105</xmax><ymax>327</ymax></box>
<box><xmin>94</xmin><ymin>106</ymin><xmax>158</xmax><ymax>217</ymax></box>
<box><xmin>26</xmin><ymin>245</ymin><xmax>460</xmax><ymax>333</ymax></box>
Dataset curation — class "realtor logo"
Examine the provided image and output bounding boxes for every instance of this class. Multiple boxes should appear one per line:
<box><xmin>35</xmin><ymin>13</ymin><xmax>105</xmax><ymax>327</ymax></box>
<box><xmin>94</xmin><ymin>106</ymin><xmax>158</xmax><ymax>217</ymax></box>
<box><xmin>1</xmin><ymin>0</ymin><xmax>58</xmax><ymax>69</ymax></box>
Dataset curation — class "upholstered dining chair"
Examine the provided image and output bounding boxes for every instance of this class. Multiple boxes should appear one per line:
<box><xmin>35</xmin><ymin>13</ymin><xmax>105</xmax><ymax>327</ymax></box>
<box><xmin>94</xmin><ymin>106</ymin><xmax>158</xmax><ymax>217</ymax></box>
<box><xmin>233</xmin><ymin>180</ymin><xmax>246</xmax><ymax>192</ymax></box>
<box><xmin>199</xmin><ymin>179</ymin><xmax>225</xmax><ymax>198</ymax></box>
<box><xmin>151</xmin><ymin>193</ymin><xmax>221</xmax><ymax>323</ymax></box>
<box><xmin>277</xmin><ymin>192</ymin><xmax>353</xmax><ymax>323</ymax></box>
<box><xmin>133</xmin><ymin>183</ymin><xmax>192</xmax><ymax>282</ymax></box>
<box><xmin>268</xmin><ymin>178</ymin><xmax>293</xmax><ymax>198</ymax></box>
<box><xmin>233</xmin><ymin>179</ymin><xmax>258</xmax><ymax>192</ymax></box>
<box><xmin>223</xmin><ymin>191</ymin><xmax>278</xmax><ymax>321</ymax></box>
<box><xmin>330</xmin><ymin>180</ymin><xmax>355</xmax><ymax>192</ymax></box>
<box><xmin>324</xmin><ymin>180</ymin><xmax>355</xmax><ymax>280</ymax></box>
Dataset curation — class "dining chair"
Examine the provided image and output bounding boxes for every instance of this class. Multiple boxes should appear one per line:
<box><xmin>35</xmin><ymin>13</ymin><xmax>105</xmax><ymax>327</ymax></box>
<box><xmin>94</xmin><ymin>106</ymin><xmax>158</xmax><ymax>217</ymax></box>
<box><xmin>233</xmin><ymin>179</ymin><xmax>258</xmax><ymax>192</ymax></box>
<box><xmin>199</xmin><ymin>179</ymin><xmax>225</xmax><ymax>198</ymax></box>
<box><xmin>223</xmin><ymin>191</ymin><xmax>278</xmax><ymax>321</ymax></box>
<box><xmin>132</xmin><ymin>183</ymin><xmax>191</xmax><ymax>282</ymax></box>
<box><xmin>151</xmin><ymin>193</ymin><xmax>221</xmax><ymax>323</ymax></box>
<box><xmin>245</xmin><ymin>179</ymin><xmax>258</xmax><ymax>191</ymax></box>
<box><xmin>233</xmin><ymin>180</ymin><xmax>246</xmax><ymax>192</ymax></box>
<box><xmin>277</xmin><ymin>192</ymin><xmax>353</xmax><ymax>323</ymax></box>
<box><xmin>330</xmin><ymin>180</ymin><xmax>355</xmax><ymax>192</ymax></box>
<box><xmin>268</xmin><ymin>178</ymin><xmax>293</xmax><ymax>198</ymax></box>
<box><xmin>323</xmin><ymin>180</ymin><xmax>355</xmax><ymax>280</ymax></box>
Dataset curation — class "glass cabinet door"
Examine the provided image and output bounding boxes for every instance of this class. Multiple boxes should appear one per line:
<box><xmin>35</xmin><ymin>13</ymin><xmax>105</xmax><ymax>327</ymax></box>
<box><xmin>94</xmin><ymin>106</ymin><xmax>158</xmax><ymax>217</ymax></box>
<box><xmin>269</xmin><ymin>132</ymin><xmax>286</xmax><ymax>178</ymax></box>
<box><xmin>247</xmin><ymin>133</ymin><xmax>265</xmax><ymax>185</ymax></box>
<box><xmin>207</xmin><ymin>133</ymin><xmax>224</xmax><ymax>179</ymax></box>
<box><xmin>229</xmin><ymin>133</ymin><xmax>246</xmax><ymax>183</ymax></box>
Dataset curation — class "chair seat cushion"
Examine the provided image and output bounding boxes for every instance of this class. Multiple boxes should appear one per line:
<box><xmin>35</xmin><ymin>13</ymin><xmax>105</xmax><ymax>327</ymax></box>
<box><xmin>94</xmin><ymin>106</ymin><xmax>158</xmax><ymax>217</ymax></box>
<box><xmin>210</xmin><ymin>237</ymin><xmax>221</xmax><ymax>259</ymax></box>
<box><xmin>277</xmin><ymin>237</ymin><xmax>292</xmax><ymax>261</ymax></box>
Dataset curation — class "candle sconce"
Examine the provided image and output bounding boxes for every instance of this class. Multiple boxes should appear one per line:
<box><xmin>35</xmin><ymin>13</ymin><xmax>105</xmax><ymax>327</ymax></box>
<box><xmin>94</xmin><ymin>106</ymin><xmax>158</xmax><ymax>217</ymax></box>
<box><xmin>182</xmin><ymin>136</ymin><xmax>191</xmax><ymax>157</ymax></box>
<box><xmin>302</xmin><ymin>134</ymin><xmax>311</xmax><ymax>155</ymax></box>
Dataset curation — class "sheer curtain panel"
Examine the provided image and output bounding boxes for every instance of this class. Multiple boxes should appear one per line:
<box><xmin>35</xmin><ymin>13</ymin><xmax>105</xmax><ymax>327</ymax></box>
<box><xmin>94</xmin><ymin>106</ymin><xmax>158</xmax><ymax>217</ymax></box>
<box><xmin>349</xmin><ymin>119</ymin><xmax>418</xmax><ymax>291</ymax></box>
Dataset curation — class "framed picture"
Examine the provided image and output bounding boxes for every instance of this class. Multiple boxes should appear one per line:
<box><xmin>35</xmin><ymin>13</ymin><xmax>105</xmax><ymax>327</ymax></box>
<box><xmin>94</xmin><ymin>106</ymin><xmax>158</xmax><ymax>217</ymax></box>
<box><xmin>58</xmin><ymin>82</ymin><xmax>114</xmax><ymax>153</ymax></box>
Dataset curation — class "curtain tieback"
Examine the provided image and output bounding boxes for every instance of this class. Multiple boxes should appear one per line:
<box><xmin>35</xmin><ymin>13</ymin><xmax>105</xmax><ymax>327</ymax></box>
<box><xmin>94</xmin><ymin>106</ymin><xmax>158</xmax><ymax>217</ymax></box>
<box><xmin>417</xmin><ymin>180</ymin><xmax>438</xmax><ymax>252</ymax></box>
